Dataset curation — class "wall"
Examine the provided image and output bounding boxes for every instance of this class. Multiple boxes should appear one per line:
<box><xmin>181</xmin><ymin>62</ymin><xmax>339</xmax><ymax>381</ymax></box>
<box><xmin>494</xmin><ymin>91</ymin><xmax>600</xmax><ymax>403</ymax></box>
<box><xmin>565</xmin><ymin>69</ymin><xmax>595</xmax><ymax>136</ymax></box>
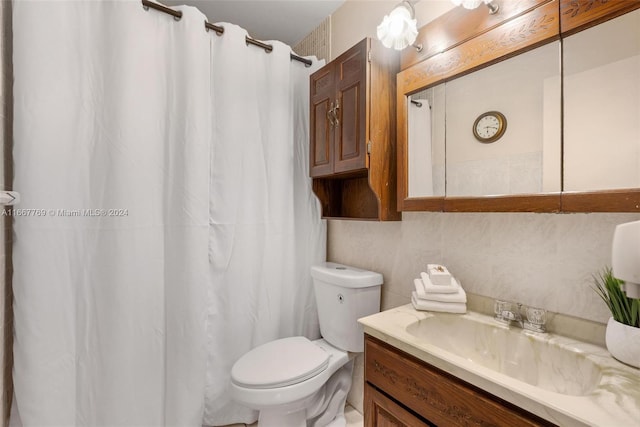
<box><xmin>563</xmin><ymin>9</ymin><xmax>640</xmax><ymax>191</ymax></box>
<box><xmin>330</xmin><ymin>0</ymin><xmax>454</xmax><ymax>61</ymax></box>
<box><xmin>0</xmin><ymin>1</ymin><xmax>12</xmax><ymax>425</ymax></box>
<box><xmin>445</xmin><ymin>41</ymin><xmax>561</xmax><ymax>196</ymax></box>
<box><xmin>293</xmin><ymin>16</ymin><xmax>332</xmax><ymax>63</ymax></box>
<box><xmin>330</xmin><ymin>212</ymin><xmax>640</xmax><ymax>323</ymax></box>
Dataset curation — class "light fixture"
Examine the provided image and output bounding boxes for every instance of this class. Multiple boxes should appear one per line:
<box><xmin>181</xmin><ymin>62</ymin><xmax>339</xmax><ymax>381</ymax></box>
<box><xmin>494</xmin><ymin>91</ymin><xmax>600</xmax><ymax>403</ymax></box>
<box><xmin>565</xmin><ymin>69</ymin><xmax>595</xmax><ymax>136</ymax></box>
<box><xmin>612</xmin><ymin>220</ymin><xmax>640</xmax><ymax>299</ymax></box>
<box><xmin>377</xmin><ymin>1</ymin><xmax>422</xmax><ymax>52</ymax></box>
<box><xmin>451</xmin><ymin>0</ymin><xmax>500</xmax><ymax>14</ymax></box>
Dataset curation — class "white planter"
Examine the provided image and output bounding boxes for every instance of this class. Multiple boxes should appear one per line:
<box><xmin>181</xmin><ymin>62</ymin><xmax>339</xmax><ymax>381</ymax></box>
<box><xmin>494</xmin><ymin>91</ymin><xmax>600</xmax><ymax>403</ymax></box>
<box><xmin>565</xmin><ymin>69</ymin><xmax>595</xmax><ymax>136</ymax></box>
<box><xmin>605</xmin><ymin>317</ymin><xmax>640</xmax><ymax>369</ymax></box>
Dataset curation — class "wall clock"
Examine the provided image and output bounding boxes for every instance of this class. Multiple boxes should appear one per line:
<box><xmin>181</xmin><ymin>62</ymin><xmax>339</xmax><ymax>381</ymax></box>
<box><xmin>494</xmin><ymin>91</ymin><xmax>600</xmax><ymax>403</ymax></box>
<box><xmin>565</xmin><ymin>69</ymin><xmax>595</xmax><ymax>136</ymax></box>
<box><xmin>472</xmin><ymin>111</ymin><xmax>507</xmax><ymax>143</ymax></box>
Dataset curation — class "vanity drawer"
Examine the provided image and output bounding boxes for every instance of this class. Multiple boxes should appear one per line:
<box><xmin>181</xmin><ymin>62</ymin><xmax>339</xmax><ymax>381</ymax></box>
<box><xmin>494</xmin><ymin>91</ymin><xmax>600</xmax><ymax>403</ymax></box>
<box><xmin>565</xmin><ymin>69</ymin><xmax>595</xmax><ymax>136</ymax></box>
<box><xmin>364</xmin><ymin>336</ymin><xmax>554</xmax><ymax>427</ymax></box>
<box><xmin>364</xmin><ymin>382</ymin><xmax>432</xmax><ymax>427</ymax></box>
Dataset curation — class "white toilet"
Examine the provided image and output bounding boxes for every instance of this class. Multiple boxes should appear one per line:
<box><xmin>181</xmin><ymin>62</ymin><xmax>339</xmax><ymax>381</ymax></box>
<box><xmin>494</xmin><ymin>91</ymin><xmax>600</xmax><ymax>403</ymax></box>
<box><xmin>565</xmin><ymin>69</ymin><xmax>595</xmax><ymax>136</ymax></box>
<box><xmin>230</xmin><ymin>262</ymin><xmax>383</xmax><ymax>427</ymax></box>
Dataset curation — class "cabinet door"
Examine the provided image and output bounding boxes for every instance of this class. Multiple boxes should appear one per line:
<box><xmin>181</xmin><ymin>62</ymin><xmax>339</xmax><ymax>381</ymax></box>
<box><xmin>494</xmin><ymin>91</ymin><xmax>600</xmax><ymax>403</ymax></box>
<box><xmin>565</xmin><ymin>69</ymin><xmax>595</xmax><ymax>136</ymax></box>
<box><xmin>310</xmin><ymin>65</ymin><xmax>335</xmax><ymax>177</ymax></box>
<box><xmin>334</xmin><ymin>39</ymin><xmax>368</xmax><ymax>174</ymax></box>
<box><xmin>365</xmin><ymin>383</ymin><xmax>432</xmax><ymax>427</ymax></box>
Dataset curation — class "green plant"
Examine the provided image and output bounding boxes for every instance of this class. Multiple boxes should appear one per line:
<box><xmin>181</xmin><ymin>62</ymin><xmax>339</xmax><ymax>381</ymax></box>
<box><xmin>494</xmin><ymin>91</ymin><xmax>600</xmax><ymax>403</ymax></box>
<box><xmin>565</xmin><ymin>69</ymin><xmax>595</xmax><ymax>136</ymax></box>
<box><xmin>593</xmin><ymin>267</ymin><xmax>640</xmax><ymax>328</ymax></box>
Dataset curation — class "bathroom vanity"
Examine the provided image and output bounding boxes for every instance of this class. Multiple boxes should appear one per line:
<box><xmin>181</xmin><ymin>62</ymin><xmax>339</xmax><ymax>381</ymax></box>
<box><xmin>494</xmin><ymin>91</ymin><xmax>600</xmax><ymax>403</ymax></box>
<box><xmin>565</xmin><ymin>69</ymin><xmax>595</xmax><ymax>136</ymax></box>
<box><xmin>360</xmin><ymin>305</ymin><xmax>640</xmax><ymax>426</ymax></box>
<box><xmin>364</xmin><ymin>337</ymin><xmax>551</xmax><ymax>426</ymax></box>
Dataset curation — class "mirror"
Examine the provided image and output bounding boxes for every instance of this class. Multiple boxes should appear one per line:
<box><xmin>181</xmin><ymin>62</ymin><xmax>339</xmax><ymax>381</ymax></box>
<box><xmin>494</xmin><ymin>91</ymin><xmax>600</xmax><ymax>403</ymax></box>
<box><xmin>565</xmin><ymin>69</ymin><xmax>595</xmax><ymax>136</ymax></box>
<box><xmin>407</xmin><ymin>84</ymin><xmax>446</xmax><ymax>198</ymax></box>
<box><xmin>397</xmin><ymin>0</ymin><xmax>640</xmax><ymax>212</ymax></box>
<box><xmin>444</xmin><ymin>42</ymin><xmax>561</xmax><ymax>197</ymax></box>
<box><xmin>563</xmin><ymin>9</ymin><xmax>640</xmax><ymax>192</ymax></box>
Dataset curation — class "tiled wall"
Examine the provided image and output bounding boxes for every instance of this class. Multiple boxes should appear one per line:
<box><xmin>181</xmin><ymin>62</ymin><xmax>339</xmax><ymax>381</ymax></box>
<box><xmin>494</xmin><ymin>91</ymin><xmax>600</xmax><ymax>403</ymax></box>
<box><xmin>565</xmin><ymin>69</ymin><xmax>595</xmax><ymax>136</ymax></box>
<box><xmin>293</xmin><ymin>16</ymin><xmax>331</xmax><ymax>63</ymax></box>
<box><xmin>0</xmin><ymin>1</ymin><xmax>13</xmax><ymax>425</ymax></box>
<box><xmin>329</xmin><ymin>212</ymin><xmax>640</xmax><ymax>323</ymax></box>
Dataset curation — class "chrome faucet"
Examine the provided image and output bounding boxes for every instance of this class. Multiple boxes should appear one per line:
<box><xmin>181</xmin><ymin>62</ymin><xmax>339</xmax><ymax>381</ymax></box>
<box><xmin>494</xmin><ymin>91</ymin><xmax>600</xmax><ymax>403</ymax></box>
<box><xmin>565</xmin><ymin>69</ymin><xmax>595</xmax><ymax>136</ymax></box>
<box><xmin>500</xmin><ymin>305</ymin><xmax>524</xmax><ymax>328</ymax></box>
<box><xmin>494</xmin><ymin>300</ymin><xmax>546</xmax><ymax>333</ymax></box>
<box><xmin>495</xmin><ymin>302</ymin><xmax>524</xmax><ymax>327</ymax></box>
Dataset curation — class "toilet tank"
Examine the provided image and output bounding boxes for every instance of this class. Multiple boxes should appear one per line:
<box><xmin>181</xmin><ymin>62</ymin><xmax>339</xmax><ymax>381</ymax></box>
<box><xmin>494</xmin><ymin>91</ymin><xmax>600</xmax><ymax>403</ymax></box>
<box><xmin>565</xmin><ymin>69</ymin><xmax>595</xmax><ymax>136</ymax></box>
<box><xmin>311</xmin><ymin>262</ymin><xmax>383</xmax><ymax>353</ymax></box>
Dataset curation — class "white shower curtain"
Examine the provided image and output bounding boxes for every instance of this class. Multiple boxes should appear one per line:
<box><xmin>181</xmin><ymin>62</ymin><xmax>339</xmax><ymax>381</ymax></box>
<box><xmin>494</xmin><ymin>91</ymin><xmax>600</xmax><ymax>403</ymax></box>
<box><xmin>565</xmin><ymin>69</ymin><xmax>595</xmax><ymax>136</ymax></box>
<box><xmin>205</xmin><ymin>24</ymin><xmax>325</xmax><ymax>426</ymax></box>
<box><xmin>408</xmin><ymin>99</ymin><xmax>433</xmax><ymax>197</ymax></box>
<box><xmin>12</xmin><ymin>1</ymin><xmax>325</xmax><ymax>426</ymax></box>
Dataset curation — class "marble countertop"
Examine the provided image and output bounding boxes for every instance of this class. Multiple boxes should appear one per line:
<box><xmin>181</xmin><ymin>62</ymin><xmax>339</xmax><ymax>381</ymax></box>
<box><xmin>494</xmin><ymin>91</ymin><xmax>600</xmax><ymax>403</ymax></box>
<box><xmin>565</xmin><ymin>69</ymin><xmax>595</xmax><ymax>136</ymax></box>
<box><xmin>359</xmin><ymin>304</ymin><xmax>640</xmax><ymax>427</ymax></box>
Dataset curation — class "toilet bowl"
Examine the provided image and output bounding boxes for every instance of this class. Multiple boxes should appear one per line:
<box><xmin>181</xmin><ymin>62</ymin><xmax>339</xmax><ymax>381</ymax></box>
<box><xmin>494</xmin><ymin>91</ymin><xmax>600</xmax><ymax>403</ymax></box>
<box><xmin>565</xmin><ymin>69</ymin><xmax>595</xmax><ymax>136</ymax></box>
<box><xmin>230</xmin><ymin>262</ymin><xmax>383</xmax><ymax>426</ymax></box>
<box><xmin>230</xmin><ymin>337</ymin><xmax>350</xmax><ymax>426</ymax></box>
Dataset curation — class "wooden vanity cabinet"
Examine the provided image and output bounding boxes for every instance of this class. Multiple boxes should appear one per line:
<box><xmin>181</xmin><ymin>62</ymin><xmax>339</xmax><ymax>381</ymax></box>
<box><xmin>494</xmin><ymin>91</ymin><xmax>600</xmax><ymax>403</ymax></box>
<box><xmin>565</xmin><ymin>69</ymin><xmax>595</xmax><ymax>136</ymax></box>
<box><xmin>364</xmin><ymin>335</ymin><xmax>556</xmax><ymax>427</ymax></box>
<box><xmin>309</xmin><ymin>38</ymin><xmax>400</xmax><ymax>221</ymax></box>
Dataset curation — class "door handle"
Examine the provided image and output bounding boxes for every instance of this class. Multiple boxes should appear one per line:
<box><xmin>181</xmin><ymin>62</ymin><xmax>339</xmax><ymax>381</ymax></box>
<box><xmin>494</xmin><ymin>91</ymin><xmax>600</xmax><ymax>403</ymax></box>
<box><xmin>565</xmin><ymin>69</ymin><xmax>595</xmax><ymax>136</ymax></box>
<box><xmin>326</xmin><ymin>101</ymin><xmax>336</xmax><ymax>127</ymax></box>
<box><xmin>332</xmin><ymin>99</ymin><xmax>340</xmax><ymax>127</ymax></box>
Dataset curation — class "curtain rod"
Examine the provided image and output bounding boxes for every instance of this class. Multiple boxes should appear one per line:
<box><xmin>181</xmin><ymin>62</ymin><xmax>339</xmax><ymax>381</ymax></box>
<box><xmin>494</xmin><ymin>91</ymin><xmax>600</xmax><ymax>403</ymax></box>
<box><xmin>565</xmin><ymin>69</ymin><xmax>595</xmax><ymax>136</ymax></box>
<box><xmin>410</xmin><ymin>99</ymin><xmax>431</xmax><ymax>109</ymax></box>
<box><xmin>142</xmin><ymin>0</ymin><xmax>313</xmax><ymax>67</ymax></box>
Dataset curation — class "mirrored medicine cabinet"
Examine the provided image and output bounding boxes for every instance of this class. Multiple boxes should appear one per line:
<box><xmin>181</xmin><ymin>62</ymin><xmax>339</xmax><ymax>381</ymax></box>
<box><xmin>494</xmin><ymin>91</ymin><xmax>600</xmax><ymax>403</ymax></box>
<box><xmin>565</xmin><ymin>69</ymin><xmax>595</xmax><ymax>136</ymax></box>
<box><xmin>397</xmin><ymin>0</ymin><xmax>640</xmax><ymax>213</ymax></box>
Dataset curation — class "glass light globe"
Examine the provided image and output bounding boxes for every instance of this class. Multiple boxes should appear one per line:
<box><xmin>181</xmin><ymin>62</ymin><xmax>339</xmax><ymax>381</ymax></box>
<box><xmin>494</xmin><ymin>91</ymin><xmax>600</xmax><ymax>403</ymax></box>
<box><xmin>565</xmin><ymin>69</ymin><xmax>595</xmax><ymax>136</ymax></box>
<box><xmin>376</xmin><ymin>2</ymin><xmax>418</xmax><ymax>51</ymax></box>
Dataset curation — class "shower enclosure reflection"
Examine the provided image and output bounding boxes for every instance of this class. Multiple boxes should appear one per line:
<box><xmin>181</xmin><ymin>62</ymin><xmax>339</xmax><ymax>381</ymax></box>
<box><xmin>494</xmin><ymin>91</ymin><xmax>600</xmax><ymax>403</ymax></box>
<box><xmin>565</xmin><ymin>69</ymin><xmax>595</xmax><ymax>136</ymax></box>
<box><xmin>408</xmin><ymin>83</ymin><xmax>445</xmax><ymax>198</ymax></box>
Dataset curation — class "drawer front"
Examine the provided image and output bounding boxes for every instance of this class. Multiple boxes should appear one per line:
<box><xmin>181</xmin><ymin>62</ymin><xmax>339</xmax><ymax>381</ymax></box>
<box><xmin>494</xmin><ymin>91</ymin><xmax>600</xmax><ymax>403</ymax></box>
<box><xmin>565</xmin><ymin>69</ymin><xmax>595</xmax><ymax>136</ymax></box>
<box><xmin>365</xmin><ymin>337</ymin><xmax>554</xmax><ymax>427</ymax></box>
<box><xmin>364</xmin><ymin>383</ymin><xmax>431</xmax><ymax>427</ymax></box>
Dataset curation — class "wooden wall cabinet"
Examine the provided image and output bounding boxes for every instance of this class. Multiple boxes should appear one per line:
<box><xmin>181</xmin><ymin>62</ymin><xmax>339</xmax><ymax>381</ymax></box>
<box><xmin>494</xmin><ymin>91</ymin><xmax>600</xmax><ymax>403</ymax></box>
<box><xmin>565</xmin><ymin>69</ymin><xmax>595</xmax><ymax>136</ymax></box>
<box><xmin>310</xmin><ymin>40</ymin><xmax>367</xmax><ymax>177</ymax></box>
<box><xmin>364</xmin><ymin>336</ymin><xmax>555</xmax><ymax>427</ymax></box>
<box><xmin>310</xmin><ymin>38</ymin><xmax>401</xmax><ymax>221</ymax></box>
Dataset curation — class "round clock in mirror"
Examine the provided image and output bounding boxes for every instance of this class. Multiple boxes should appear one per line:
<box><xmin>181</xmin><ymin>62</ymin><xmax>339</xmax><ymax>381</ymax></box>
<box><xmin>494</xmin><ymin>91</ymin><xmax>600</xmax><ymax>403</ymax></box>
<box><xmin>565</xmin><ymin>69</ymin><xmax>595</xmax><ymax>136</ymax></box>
<box><xmin>472</xmin><ymin>111</ymin><xmax>507</xmax><ymax>143</ymax></box>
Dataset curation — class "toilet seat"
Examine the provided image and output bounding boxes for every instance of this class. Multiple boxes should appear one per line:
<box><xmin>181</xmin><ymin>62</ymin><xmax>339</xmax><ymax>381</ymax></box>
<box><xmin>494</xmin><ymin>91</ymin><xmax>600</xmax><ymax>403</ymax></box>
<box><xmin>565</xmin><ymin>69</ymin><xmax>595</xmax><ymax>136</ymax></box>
<box><xmin>231</xmin><ymin>336</ymin><xmax>330</xmax><ymax>389</ymax></box>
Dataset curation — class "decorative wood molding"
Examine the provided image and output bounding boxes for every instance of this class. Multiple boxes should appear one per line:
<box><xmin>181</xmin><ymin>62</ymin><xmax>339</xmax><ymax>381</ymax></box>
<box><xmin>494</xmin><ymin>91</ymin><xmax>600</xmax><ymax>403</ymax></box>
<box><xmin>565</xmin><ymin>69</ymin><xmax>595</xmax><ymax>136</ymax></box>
<box><xmin>399</xmin><ymin>0</ymin><xmax>559</xmax><ymax>94</ymax></box>
<box><xmin>561</xmin><ymin>189</ymin><xmax>640</xmax><ymax>212</ymax></box>
<box><xmin>402</xmin><ymin>0</ymin><xmax>552</xmax><ymax>71</ymax></box>
<box><xmin>560</xmin><ymin>0</ymin><xmax>640</xmax><ymax>36</ymax></box>
<box><xmin>400</xmin><ymin>197</ymin><xmax>445</xmax><ymax>212</ymax></box>
<box><xmin>445</xmin><ymin>194</ymin><xmax>562</xmax><ymax>213</ymax></box>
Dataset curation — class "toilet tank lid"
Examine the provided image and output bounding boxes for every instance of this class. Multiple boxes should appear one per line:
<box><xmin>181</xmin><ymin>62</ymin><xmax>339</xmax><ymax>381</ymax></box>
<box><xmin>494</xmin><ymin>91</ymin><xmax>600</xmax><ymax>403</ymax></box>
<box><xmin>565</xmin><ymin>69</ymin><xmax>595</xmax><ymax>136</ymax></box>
<box><xmin>311</xmin><ymin>262</ymin><xmax>383</xmax><ymax>288</ymax></box>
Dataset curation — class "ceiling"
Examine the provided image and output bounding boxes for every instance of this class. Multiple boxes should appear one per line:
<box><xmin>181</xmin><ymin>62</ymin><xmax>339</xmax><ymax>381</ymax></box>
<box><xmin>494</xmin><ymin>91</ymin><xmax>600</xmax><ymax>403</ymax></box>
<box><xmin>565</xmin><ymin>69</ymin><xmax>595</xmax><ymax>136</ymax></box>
<box><xmin>161</xmin><ymin>0</ymin><xmax>345</xmax><ymax>46</ymax></box>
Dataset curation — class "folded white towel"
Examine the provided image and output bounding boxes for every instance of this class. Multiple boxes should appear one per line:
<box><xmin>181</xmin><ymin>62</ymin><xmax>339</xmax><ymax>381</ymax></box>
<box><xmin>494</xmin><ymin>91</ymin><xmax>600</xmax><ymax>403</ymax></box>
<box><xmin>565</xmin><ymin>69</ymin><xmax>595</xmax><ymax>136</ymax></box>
<box><xmin>420</xmin><ymin>272</ymin><xmax>457</xmax><ymax>294</ymax></box>
<box><xmin>411</xmin><ymin>292</ymin><xmax>466</xmax><ymax>314</ymax></box>
<box><xmin>427</xmin><ymin>264</ymin><xmax>452</xmax><ymax>286</ymax></box>
<box><xmin>413</xmin><ymin>278</ymin><xmax>467</xmax><ymax>303</ymax></box>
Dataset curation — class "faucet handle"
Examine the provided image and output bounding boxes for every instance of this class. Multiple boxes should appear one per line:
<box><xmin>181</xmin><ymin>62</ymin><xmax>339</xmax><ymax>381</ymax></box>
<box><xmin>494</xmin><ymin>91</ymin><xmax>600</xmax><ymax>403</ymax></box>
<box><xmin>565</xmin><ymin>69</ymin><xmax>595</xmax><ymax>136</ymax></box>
<box><xmin>524</xmin><ymin>306</ymin><xmax>547</xmax><ymax>333</ymax></box>
<box><xmin>494</xmin><ymin>300</ymin><xmax>511</xmax><ymax>321</ymax></box>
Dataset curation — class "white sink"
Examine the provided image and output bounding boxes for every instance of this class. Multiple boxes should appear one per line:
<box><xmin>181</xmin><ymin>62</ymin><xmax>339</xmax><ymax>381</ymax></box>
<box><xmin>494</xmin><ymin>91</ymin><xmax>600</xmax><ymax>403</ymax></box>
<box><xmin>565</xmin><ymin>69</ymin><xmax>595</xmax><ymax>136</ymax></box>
<box><xmin>405</xmin><ymin>312</ymin><xmax>602</xmax><ymax>396</ymax></box>
<box><xmin>359</xmin><ymin>305</ymin><xmax>640</xmax><ymax>426</ymax></box>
